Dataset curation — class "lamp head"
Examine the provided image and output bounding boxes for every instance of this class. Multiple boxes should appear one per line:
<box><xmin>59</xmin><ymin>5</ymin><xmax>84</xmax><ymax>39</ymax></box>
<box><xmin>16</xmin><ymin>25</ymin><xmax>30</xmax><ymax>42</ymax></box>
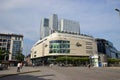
<box><xmin>115</xmin><ymin>9</ymin><xmax>120</xmax><ymax>12</ymax></box>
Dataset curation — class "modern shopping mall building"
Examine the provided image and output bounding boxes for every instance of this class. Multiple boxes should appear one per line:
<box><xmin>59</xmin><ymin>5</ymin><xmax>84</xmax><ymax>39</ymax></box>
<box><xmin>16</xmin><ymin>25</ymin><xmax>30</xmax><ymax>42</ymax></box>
<box><xmin>31</xmin><ymin>31</ymin><xmax>98</xmax><ymax>66</ymax></box>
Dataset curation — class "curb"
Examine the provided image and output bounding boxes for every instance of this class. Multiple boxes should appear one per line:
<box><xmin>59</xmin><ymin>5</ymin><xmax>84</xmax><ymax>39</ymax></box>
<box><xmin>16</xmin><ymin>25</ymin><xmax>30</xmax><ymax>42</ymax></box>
<box><xmin>0</xmin><ymin>70</ymin><xmax>40</xmax><ymax>78</ymax></box>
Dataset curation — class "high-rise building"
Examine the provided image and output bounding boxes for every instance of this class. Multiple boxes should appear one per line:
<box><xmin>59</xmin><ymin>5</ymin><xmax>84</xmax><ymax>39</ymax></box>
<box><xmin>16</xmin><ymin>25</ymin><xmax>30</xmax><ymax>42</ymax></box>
<box><xmin>40</xmin><ymin>14</ymin><xmax>80</xmax><ymax>39</ymax></box>
<box><xmin>49</xmin><ymin>14</ymin><xmax>58</xmax><ymax>33</ymax></box>
<box><xmin>40</xmin><ymin>18</ymin><xmax>49</xmax><ymax>39</ymax></box>
<box><xmin>60</xmin><ymin>19</ymin><xmax>80</xmax><ymax>34</ymax></box>
<box><xmin>0</xmin><ymin>33</ymin><xmax>23</xmax><ymax>60</ymax></box>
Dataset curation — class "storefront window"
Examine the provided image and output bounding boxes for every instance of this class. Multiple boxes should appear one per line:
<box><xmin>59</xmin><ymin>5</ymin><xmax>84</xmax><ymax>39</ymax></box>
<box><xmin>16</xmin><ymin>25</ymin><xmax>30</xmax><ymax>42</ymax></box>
<box><xmin>49</xmin><ymin>40</ymin><xmax>70</xmax><ymax>54</ymax></box>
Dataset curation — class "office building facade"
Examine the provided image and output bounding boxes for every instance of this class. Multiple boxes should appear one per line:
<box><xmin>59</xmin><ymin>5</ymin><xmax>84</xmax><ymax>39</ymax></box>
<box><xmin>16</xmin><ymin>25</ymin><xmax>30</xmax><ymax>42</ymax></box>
<box><xmin>96</xmin><ymin>39</ymin><xmax>119</xmax><ymax>59</ymax></box>
<box><xmin>49</xmin><ymin>14</ymin><xmax>58</xmax><ymax>34</ymax></box>
<box><xmin>60</xmin><ymin>19</ymin><xmax>80</xmax><ymax>34</ymax></box>
<box><xmin>0</xmin><ymin>33</ymin><xmax>23</xmax><ymax>60</ymax></box>
<box><xmin>40</xmin><ymin>18</ymin><xmax>49</xmax><ymax>39</ymax></box>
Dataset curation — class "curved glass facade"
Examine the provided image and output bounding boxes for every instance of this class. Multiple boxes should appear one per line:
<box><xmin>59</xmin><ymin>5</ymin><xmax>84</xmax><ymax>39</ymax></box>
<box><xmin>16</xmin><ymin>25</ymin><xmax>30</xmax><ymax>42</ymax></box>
<box><xmin>96</xmin><ymin>39</ymin><xmax>119</xmax><ymax>58</ymax></box>
<box><xmin>49</xmin><ymin>40</ymin><xmax>70</xmax><ymax>54</ymax></box>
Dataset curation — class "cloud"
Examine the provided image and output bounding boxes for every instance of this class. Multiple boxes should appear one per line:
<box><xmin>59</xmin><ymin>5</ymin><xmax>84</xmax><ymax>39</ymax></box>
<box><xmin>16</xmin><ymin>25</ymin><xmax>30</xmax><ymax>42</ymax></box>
<box><xmin>0</xmin><ymin>0</ymin><xmax>120</xmax><ymax>53</ymax></box>
<box><xmin>0</xmin><ymin>0</ymin><xmax>27</xmax><ymax>11</ymax></box>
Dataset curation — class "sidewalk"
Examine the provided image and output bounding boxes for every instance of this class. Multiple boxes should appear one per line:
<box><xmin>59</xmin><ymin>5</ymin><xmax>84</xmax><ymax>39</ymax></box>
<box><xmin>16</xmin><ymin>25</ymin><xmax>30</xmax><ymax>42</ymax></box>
<box><xmin>0</xmin><ymin>66</ymin><xmax>40</xmax><ymax>78</ymax></box>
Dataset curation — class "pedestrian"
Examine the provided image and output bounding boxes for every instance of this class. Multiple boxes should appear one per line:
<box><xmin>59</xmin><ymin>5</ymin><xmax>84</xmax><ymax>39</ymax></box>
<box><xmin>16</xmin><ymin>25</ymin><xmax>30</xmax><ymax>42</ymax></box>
<box><xmin>17</xmin><ymin>62</ymin><xmax>21</xmax><ymax>72</ymax></box>
<box><xmin>49</xmin><ymin>63</ymin><xmax>53</xmax><ymax>67</ymax></box>
<box><xmin>88</xmin><ymin>64</ymin><xmax>91</xmax><ymax>69</ymax></box>
<box><xmin>32</xmin><ymin>63</ymin><xmax>35</xmax><ymax>68</ymax></box>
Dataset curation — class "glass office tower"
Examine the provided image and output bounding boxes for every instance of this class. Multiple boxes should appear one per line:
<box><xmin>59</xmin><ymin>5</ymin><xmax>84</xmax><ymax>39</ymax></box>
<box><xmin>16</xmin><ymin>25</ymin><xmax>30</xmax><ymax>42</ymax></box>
<box><xmin>40</xmin><ymin>14</ymin><xmax>80</xmax><ymax>39</ymax></box>
<box><xmin>60</xmin><ymin>19</ymin><xmax>80</xmax><ymax>34</ymax></box>
<box><xmin>40</xmin><ymin>18</ymin><xmax>49</xmax><ymax>39</ymax></box>
<box><xmin>49</xmin><ymin>14</ymin><xmax>58</xmax><ymax>34</ymax></box>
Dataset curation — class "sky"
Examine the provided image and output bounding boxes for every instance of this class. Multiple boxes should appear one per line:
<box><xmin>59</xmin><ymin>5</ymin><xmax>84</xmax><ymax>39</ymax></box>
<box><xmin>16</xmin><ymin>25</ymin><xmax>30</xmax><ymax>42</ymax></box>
<box><xmin>0</xmin><ymin>0</ymin><xmax>120</xmax><ymax>55</ymax></box>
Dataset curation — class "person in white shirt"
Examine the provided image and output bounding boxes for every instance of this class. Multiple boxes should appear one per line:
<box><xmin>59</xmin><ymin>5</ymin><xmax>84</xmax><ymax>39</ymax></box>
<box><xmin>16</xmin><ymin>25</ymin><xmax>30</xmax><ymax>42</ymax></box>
<box><xmin>17</xmin><ymin>62</ymin><xmax>21</xmax><ymax>72</ymax></box>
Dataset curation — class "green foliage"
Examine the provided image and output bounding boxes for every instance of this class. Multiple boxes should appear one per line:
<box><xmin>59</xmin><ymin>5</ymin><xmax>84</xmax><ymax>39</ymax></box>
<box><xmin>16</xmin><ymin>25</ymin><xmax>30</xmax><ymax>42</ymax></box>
<box><xmin>0</xmin><ymin>49</ymin><xmax>10</xmax><ymax>61</ymax></box>
<box><xmin>56</xmin><ymin>56</ymin><xmax>90</xmax><ymax>66</ymax></box>
<box><xmin>108</xmin><ymin>58</ymin><xmax>120</xmax><ymax>64</ymax></box>
<box><xmin>0</xmin><ymin>49</ymin><xmax>3</xmax><ymax>61</ymax></box>
<box><xmin>15</xmin><ymin>50</ymin><xmax>24</xmax><ymax>61</ymax></box>
<box><xmin>56</xmin><ymin>56</ymin><xmax>89</xmax><ymax>61</ymax></box>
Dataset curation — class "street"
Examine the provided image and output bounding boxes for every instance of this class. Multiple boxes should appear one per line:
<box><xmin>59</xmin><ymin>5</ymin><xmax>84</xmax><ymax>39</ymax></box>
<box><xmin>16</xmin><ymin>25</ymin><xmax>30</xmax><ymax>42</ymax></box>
<box><xmin>0</xmin><ymin>66</ymin><xmax>120</xmax><ymax>80</ymax></box>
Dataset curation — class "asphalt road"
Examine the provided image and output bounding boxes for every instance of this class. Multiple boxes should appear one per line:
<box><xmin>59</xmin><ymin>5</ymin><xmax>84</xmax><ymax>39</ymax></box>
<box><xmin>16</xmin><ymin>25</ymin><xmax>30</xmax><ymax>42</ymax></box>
<box><xmin>0</xmin><ymin>66</ymin><xmax>120</xmax><ymax>80</ymax></box>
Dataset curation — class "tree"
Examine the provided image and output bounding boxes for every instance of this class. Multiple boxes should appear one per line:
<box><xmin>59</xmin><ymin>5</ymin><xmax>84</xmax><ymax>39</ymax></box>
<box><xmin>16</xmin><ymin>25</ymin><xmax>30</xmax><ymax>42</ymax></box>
<box><xmin>0</xmin><ymin>49</ymin><xmax>10</xmax><ymax>61</ymax></box>
<box><xmin>0</xmin><ymin>49</ymin><xmax>3</xmax><ymax>61</ymax></box>
<box><xmin>56</xmin><ymin>56</ymin><xmax>90</xmax><ymax>66</ymax></box>
<box><xmin>15</xmin><ymin>50</ymin><xmax>24</xmax><ymax>62</ymax></box>
<box><xmin>3</xmin><ymin>50</ymin><xmax>10</xmax><ymax>61</ymax></box>
<box><xmin>108</xmin><ymin>58</ymin><xmax>120</xmax><ymax>64</ymax></box>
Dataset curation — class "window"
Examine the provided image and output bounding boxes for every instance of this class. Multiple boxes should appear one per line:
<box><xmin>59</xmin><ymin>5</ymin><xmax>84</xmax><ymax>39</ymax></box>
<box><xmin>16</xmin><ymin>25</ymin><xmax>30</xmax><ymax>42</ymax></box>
<box><xmin>12</xmin><ymin>41</ymin><xmax>22</xmax><ymax>55</ymax></box>
<box><xmin>86</xmin><ymin>50</ymin><xmax>93</xmax><ymax>54</ymax></box>
<box><xmin>0</xmin><ymin>39</ymin><xmax>2</xmax><ymax>42</ymax></box>
<box><xmin>15</xmin><ymin>37</ymin><xmax>17</xmax><ymax>40</ymax></box>
<box><xmin>3</xmin><ymin>39</ymin><xmax>7</xmax><ymax>42</ymax></box>
<box><xmin>18</xmin><ymin>37</ymin><xmax>20</xmax><ymax>40</ymax></box>
<box><xmin>34</xmin><ymin>51</ymin><xmax>37</xmax><ymax>54</ymax></box>
<box><xmin>49</xmin><ymin>40</ymin><xmax>70</xmax><ymax>54</ymax></box>
<box><xmin>86</xmin><ymin>46</ymin><xmax>93</xmax><ymax>49</ymax></box>
<box><xmin>44</xmin><ymin>18</ymin><xmax>49</xmax><ymax>27</ymax></box>
<box><xmin>86</xmin><ymin>42</ymin><xmax>92</xmax><ymax>45</ymax></box>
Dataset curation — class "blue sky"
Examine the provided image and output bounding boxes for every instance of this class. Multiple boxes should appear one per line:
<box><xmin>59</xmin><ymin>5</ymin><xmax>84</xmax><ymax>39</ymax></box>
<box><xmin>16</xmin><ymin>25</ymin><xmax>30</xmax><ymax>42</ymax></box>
<box><xmin>0</xmin><ymin>0</ymin><xmax>120</xmax><ymax>55</ymax></box>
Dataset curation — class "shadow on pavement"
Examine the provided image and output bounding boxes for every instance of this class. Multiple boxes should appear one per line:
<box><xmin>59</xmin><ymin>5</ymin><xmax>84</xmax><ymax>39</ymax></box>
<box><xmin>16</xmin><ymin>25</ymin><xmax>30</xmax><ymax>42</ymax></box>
<box><xmin>36</xmin><ymin>74</ymin><xmax>55</xmax><ymax>77</ymax></box>
<box><xmin>0</xmin><ymin>74</ymin><xmax>55</xmax><ymax>80</ymax></box>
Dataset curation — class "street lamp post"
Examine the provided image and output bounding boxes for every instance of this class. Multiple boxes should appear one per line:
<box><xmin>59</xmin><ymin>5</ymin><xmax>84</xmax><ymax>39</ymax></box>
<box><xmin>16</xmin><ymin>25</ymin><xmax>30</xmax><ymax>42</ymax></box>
<box><xmin>115</xmin><ymin>8</ymin><xmax>120</xmax><ymax>16</ymax></box>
